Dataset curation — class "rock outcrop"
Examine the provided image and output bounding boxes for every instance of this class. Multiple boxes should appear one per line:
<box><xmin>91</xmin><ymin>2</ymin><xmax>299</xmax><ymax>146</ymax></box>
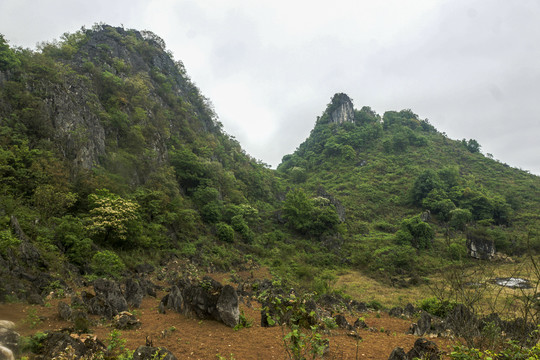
<box><xmin>467</xmin><ymin>232</ymin><xmax>495</xmax><ymax>260</ymax></box>
<box><xmin>159</xmin><ymin>277</ymin><xmax>240</xmax><ymax>328</ymax></box>
<box><xmin>326</xmin><ymin>93</ymin><xmax>355</xmax><ymax>124</ymax></box>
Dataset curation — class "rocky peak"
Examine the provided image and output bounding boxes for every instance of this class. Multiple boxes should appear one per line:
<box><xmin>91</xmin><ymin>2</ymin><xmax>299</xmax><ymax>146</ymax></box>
<box><xmin>325</xmin><ymin>93</ymin><xmax>355</xmax><ymax>124</ymax></box>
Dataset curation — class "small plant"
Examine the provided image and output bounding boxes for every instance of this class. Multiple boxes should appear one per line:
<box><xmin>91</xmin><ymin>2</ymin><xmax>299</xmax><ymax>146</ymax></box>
<box><xmin>321</xmin><ymin>317</ymin><xmax>338</xmax><ymax>330</ymax></box>
<box><xmin>107</xmin><ymin>329</ymin><xmax>133</xmax><ymax>359</ymax></box>
<box><xmin>258</xmin><ymin>291</ymin><xmax>328</xmax><ymax>359</ymax></box>
<box><xmin>25</xmin><ymin>308</ymin><xmax>42</xmax><ymax>329</ymax></box>
<box><xmin>234</xmin><ymin>310</ymin><xmax>253</xmax><ymax>331</ymax></box>
<box><xmin>216</xmin><ymin>353</ymin><xmax>235</xmax><ymax>360</ymax></box>
<box><xmin>20</xmin><ymin>331</ymin><xmax>48</xmax><ymax>353</ymax></box>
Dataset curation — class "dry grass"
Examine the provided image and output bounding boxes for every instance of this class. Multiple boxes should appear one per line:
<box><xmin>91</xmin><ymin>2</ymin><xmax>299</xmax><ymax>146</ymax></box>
<box><xmin>335</xmin><ymin>255</ymin><xmax>540</xmax><ymax>319</ymax></box>
<box><xmin>335</xmin><ymin>271</ymin><xmax>432</xmax><ymax>308</ymax></box>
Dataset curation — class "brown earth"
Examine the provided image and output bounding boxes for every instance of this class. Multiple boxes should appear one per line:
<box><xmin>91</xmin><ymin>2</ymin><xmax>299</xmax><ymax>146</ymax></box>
<box><xmin>0</xmin><ymin>269</ymin><xmax>457</xmax><ymax>359</ymax></box>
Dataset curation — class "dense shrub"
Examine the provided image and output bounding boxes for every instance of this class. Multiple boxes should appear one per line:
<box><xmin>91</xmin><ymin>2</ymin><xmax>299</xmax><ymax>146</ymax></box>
<box><xmin>216</xmin><ymin>222</ymin><xmax>234</xmax><ymax>243</ymax></box>
<box><xmin>90</xmin><ymin>250</ymin><xmax>126</xmax><ymax>278</ymax></box>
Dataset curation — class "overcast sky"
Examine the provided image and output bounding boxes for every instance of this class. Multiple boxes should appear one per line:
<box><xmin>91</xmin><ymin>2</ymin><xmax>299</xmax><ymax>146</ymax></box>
<box><xmin>1</xmin><ymin>0</ymin><xmax>539</xmax><ymax>175</ymax></box>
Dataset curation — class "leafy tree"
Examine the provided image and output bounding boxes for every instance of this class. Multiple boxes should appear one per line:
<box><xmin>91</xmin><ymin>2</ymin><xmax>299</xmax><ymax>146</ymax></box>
<box><xmin>86</xmin><ymin>189</ymin><xmax>140</xmax><ymax>246</ymax></box>
<box><xmin>283</xmin><ymin>188</ymin><xmax>314</xmax><ymax>234</ymax></box>
<box><xmin>354</xmin><ymin>106</ymin><xmax>380</xmax><ymax>125</ymax></box>
<box><xmin>0</xmin><ymin>34</ymin><xmax>20</xmax><ymax>70</ymax></box>
<box><xmin>462</xmin><ymin>138</ymin><xmax>481</xmax><ymax>153</ymax></box>
<box><xmin>491</xmin><ymin>195</ymin><xmax>512</xmax><ymax>226</ymax></box>
<box><xmin>282</xmin><ymin>189</ymin><xmax>340</xmax><ymax>237</ymax></box>
<box><xmin>396</xmin><ymin>215</ymin><xmax>434</xmax><ymax>249</ymax></box>
<box><xmin>449</xmin><ymin>208</ymin><xmax>472</xmax><ymax>231</ymax></box>
<box><xmin>437</xmin><ymin>166</ymin><xmax>460</xmax><ymax>190</ymax></box>
<box><xmin>411</xmin><ymin>170</ymin><xmax>444</xmax><ymax>206</ymax></box>
<box><xmin>289</xmin><ymin>167</ymin><xmax>307</xmax><ymax>183</ymax></box>
<box><xmin>33</xmin><ymin>184</ymin><xmax>77</xmax><ymax>219</ymax></box>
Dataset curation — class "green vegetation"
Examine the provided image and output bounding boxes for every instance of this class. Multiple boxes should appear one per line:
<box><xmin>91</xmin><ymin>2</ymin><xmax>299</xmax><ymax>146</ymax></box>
<box><xmin>1</xmin><ymin>26</ymin><xmax>540</xmax><ymax>360</ymax></box>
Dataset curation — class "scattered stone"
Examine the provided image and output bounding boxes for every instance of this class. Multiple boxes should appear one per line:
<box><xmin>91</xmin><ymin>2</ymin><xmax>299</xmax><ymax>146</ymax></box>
<box><xmin>0</xmin><ymin>344</ymin><xmax>14</xmax><ymax>360</ymax></box>
<box><xmin>0</xmin><ymin>320</ymin><xmax>19</xmax><ymax>360</ymax></box>
<box><xmin>388</xmin><ymin>347</ymin><xmax>407</xmax><ymax>360</ymax></box>
<box><xmin>403</xmin><ymin>303</ymin><xmax>417</xmax><ymax>317</ymax></box>
<box><xmin>114</xmin><ymin>311</ymin><xmax>141</xmax><ymax>330</ymax></box>
<box><xmin>132</xmin><ymin>346</ymin><xmax>177</xmax><ymax>360</ymax></box>
<box><xmin>350</xmin><ymin>300</ymin><xmax>368</xmax><ymax>312</ymax></box>
<box><xmin>93</xmin><ymin>279</ymin><xmax>128</xmax><ymax>313</ymax></box>
<box><xmin>159</xmin><ymin>278</ymin><xmax>240</xmax><ymax>328</ymax></box>
<box><xmin>412</xmin><ymin>312</ymin><xmax>432</xmax><ymax>336</ymax></box>
<box><xmin>406</xmin><ymin>338</ymin><xmax>440</xmax><ymax>360</ymax></box>
<box><xmin>445</xmin><ymin>304</ymin><xmax>478</xmax><ymax>337</ymax></box>
<box><xmin>27</xmin><ymin>292</ymin><xmax>44</xmax><ymax>306</ymax></box>
<box><xmin>333</xmin><ymin>314</ymin><xmax>352</xmax><ymax>330</ymax></box>
<box><xmin>72</xmin><ymin>310</ymin><xmax>90</xmax><ymax>333</ymax></box>
<box><xmin>58</xmin><ymin>301</ymin><xmax>72</xmax><ymax>321</ymax></box>
<box><xmin>34</xmin><ymin>332</ymin><xmax>106</xmax><ymax>360</ymax></box>
<box><xmin>389</xmin><ymin>307</ymin><xmax>404</xmax><ymax>317</ymax></box>
<box><xmin>135</xmin><ymin>263</ymin><xmax>155</xmax><ymax>275</ymax></box>
<box><xmin>354</xmin><ymin>318</ymin><xmax>368</xmax><ymax>329</ymax></box>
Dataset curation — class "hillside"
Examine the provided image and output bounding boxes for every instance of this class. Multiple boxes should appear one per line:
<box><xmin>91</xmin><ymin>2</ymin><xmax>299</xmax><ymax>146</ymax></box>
<box><xmin>0</xmin><ymin>25</ymin><xmax>286</xmax><ymax>297</ymax></box>
<box><xmin>1</xmin><ymin>25</ymin><xmax>540</xmax><ymax>359</ymax></box>
<box><xmin>277</xmin><ymin>93</ymin><xmax>540</xmax><ymax>282</ymax></box>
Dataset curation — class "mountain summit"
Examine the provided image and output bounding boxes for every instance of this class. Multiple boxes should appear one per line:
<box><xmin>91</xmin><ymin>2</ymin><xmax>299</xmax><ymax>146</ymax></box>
<box><xmin>323</xmin><ymin>93</ymin><xmax>355</xmax><ymax>124</ymax></box>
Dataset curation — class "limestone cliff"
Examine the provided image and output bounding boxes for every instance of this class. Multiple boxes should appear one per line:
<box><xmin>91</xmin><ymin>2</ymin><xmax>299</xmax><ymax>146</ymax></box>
<box><xmin>325</xmin><ymin>93</ymin><xmax>355</xmax><ymax>124</ymax></box>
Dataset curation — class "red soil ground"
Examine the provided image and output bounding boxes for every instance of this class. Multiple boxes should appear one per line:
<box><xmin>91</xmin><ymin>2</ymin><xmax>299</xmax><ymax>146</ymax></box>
<box><xmin>0</xmin><ymin>269</ymin><xmax>457</xmax><ymax>359</ymax></box>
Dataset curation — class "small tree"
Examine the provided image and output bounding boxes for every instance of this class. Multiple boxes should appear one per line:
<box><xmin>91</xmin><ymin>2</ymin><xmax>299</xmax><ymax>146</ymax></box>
<box><xmin>449</xmin><ymin>208</ymin><xmax>473</xmax><ymax>231</ymax></box>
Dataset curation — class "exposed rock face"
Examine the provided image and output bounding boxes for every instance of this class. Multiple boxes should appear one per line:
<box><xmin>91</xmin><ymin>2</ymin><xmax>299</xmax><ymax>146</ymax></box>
<box><xmin>216</xmin><ymin>285</ymin><xmax>240</xmax><ymax>328</ymax></box>
<box><xmin>466</xmin><ymin>232</ymin><xmax>495</xmax><ymax>260</ymax></box>
<box><xmin>41</xmin><ymin>78</ymin><xmax>106</xmax><ymax>169</ymax></box>
<box><xmin>333</xmin><ymin>314</ymin><xmax>352</xmax><ymax>330</ymax></box>
<box><xmin>124</xmin><ymin>278</ymin><xmax>145</xmax><ymax>308</ymax></box>
<box><xmin>80</xmin><ymin>278</ymin><xmax>131</xmax><ymax>318</ymax></box>
<box><xmin>58</xmin><ymin>301</ymin><xmax>72</xmax><ymax>321</ymax></box>
<box><xmin>327</xmin><ymin>93</ymin><xmax>355</xmax><ymax>124</ymax></box>
<box><xmin>409</xmin><ymin>311</ymin><xmax>432</xmax><ymax>336</ymax></box>
<box><xmin>159</xmin><ymin>278</ymin><xmax>240</xmax><ymax>327</ymax></box>
<box><xmin>317</xmin><ymin>187</ymin><xmax>346</xmax><ymax>222</ymax></box>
